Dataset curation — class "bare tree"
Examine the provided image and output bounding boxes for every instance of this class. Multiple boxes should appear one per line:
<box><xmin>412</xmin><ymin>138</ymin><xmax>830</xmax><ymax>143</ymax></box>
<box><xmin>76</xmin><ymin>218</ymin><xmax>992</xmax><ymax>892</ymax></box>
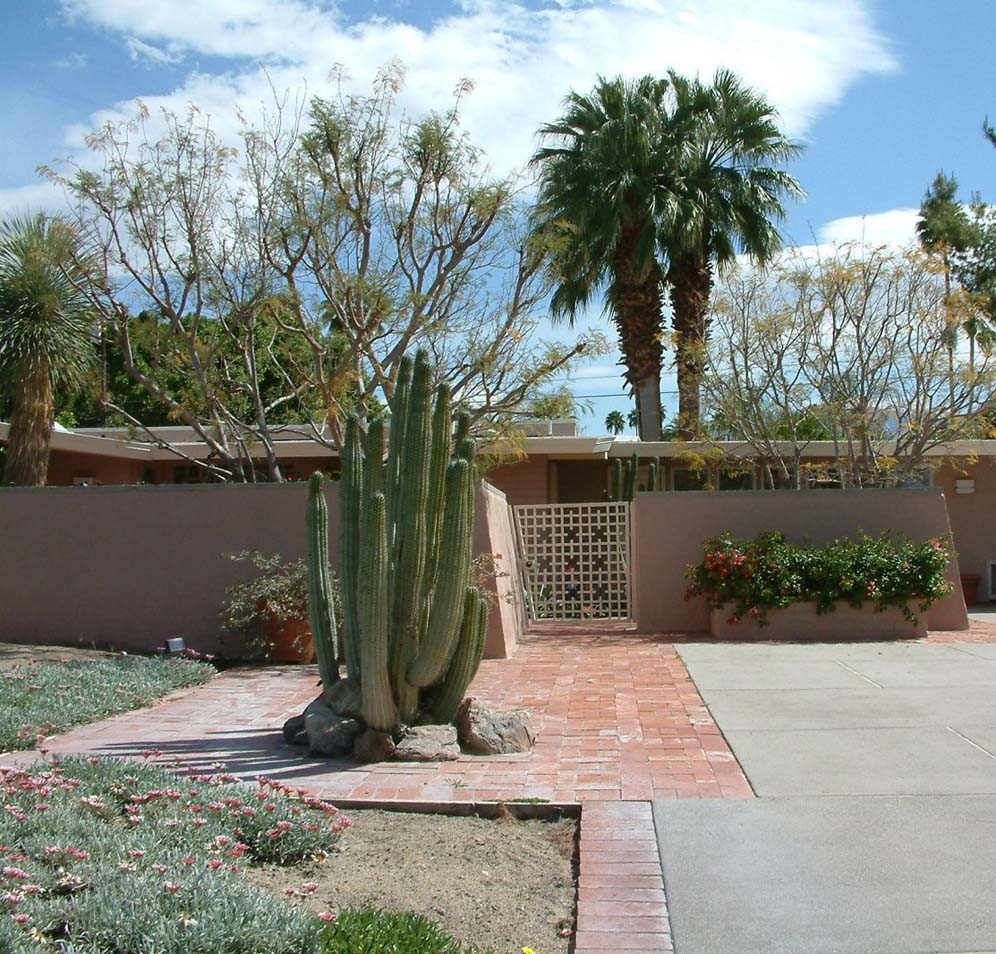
<box><xmin>47</xmin><ymin>65</ymin><xmax>593</xmax><ymax>480</ymax></box>
<box><xmin>702</xmin><ymin>244</ymin><xmax>996</xmax><ymax>487</ymax></box>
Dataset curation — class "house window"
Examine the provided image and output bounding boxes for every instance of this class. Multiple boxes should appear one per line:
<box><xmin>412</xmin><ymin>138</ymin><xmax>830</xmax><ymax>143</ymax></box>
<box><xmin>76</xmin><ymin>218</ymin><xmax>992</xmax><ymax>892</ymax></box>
<box><xmin>672</xmin><ymin>467</ymin><xmax>708</xmax><ymax>491</ymax></box>
<box><xmin>717</xmin><ymin>468</ymin><xmax>755</xmax><ymax>491</ymax></box>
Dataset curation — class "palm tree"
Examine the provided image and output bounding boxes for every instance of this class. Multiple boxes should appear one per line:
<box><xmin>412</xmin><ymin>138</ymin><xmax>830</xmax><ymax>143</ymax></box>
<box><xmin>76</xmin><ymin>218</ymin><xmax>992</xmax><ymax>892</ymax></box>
<box><xmin>663</xmin><ymin>70</ymin><xmax>802</xmax><ymax>439</ymax></box>
<box><xmin>0</xmin><ymin>214</ymin><xmax>94</xmax><ymax>486</ymax></box>
<box><xmin>605</xmin><ymin>410</ymin><xmax>626</xmax><ymax>435</ymax></box>
<box><xmin>532</xmin><ymin>76</ymin><xmax>700</xmax><ymax>441</ymax></box>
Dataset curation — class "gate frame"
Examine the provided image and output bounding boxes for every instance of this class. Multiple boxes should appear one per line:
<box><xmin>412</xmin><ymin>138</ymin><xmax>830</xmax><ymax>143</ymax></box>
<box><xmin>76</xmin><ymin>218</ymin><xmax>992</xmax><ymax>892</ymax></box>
<box><xmin>512</xmin><ymin>500</ymin><xmax>633</xmax><ymax>623</ymax></box>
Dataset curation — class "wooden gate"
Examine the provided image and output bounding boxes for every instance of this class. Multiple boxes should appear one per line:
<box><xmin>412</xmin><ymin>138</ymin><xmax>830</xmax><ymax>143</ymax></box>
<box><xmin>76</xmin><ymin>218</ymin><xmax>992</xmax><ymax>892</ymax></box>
<box><xmin>512</xmin><ymin>502</ymin><xmax>632</xmax><ymax>621</ymax></box>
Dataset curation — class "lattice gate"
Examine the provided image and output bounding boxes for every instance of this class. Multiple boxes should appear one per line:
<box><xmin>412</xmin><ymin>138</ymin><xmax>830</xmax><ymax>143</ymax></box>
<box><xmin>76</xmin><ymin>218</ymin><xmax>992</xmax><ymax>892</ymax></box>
<box><xmin>512</xmin><ymin>502</ymin><xmax>632</xmax><ymax>622</ymax></box>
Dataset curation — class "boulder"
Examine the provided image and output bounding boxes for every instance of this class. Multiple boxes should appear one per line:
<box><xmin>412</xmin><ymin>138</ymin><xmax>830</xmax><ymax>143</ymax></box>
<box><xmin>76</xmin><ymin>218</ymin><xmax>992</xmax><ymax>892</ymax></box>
<box><xmin>282</xmin><ymin>713</ymin><xmax>308</xmax><ymax>746</ymax></box>
<box><xmin>353</xmin><ymin>727</ymin><xmax>396</xmax><ymax>763</ymax></box>
<box><xmin>393</xmin><ymin>724</ymin><xmax>460</xmax><ymax>762</ymax></box>
<box><xmin>321</xmin><ymin>678</ymin><xmax>363</xmax><ymax>719</ymax></box>
<box><xmin>304</xmin><ymin>700</ymin><xmax>362</xmax><ymax>757</ymax></box>
<box><xmin>456</xmin><ymin>699</ymin><xmax>535</xmax><ymax>755</ymax></box>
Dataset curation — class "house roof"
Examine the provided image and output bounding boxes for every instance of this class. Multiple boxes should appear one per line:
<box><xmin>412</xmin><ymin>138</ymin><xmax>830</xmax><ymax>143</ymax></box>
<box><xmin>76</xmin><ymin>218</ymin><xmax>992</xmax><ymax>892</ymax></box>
<box><xmin>4</xmin><ymin>421</ymin><xmax>996</xmax><ymax>463</ymax></box>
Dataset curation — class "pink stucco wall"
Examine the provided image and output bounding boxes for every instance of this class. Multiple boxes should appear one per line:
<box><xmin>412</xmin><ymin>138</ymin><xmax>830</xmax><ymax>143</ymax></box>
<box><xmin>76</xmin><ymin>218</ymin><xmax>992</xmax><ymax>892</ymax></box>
<box><xmin>0</xmin><ymin>480</ymin><xmax>524</xmax><ymax>659</ymax></box>
<box><xmin>633</xmin><ymin>488</ymin><xmax>968</xmax><ymax>634</ymax></box>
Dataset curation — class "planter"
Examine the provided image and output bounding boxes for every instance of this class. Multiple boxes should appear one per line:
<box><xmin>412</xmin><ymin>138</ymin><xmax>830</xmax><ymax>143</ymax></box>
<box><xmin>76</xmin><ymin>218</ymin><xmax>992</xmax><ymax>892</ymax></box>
<box><xmin>266</xmin><ymin>615</ymin><xmax>315</xmax><ymax>663</ymax></box>
<box><xmin>709</xmin><ymin>602</ymin><xmax>927</xmax><ymax>641</ymax></box>
<box><xmin>960</xmin><ymin>573</ymin><xmax>981</xmax><ymax>607</ymax></box>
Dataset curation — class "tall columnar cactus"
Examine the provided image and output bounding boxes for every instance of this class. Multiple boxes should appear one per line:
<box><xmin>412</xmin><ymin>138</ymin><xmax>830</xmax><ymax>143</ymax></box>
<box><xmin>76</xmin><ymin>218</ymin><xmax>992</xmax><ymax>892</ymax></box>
<box><xmin>306</xmin><ymin>473</ymin><xmax>340</xmax><ymax>689</ymax></box>
<box><xmin>648</xmin><ymin>457</ymin><xmax>660</xmax><ymax>492</ymax></box>
<box><xmin>307</xmin><ymin>348</ymin><xmax>485</xmax><ymax>733</ymax></box>
<box><xmin>609</xmin><ymin>454</ymin><xmax>641</xmax><ymax>501</ymax></box>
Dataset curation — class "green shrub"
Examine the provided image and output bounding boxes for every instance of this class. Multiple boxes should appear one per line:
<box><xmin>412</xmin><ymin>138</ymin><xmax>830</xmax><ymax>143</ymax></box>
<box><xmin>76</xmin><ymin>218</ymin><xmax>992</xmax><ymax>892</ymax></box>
<box><xmin>0</xmin><ymin>656</ymin><xmax>214</xmax><ymax>751</ymax></box>
<box><xmin>0</xmin><ymin>757</ymin><xmax>347</xmax><ymax>952</ymax></box>
<box><xmin>320</xmin><ymin>908</ymin><xmax>476</xmax><ymax>954</ymax></box>
<box><xmin>685</xmin><ymin>531</ymin><xmax>954</xmax><ymax>626</ymax></box>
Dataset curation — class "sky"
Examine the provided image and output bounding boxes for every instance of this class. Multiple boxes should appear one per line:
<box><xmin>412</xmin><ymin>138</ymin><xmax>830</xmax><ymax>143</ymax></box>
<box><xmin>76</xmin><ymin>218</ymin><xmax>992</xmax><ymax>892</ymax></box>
<box><xmin>1</xmin><ymin>0</ymin><xmax>994</xmax><ymax>434</ymax></box>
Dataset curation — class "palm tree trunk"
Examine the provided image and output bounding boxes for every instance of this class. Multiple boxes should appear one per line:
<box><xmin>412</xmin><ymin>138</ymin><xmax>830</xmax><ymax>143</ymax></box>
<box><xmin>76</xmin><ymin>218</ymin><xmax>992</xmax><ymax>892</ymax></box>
<box><xmin>609</xmin><ymin>227</ymin><xmax>665</xmax><ymax>441</ymax></box>
<box><xmin>5</xmin><ymin>358</ymin><xmax>54</xmax><ymax>487</ymax></box>
<box><xmin>669</xmin><ymin>254</ymin><xmax>713</xmax><ymax>440</ymax></box>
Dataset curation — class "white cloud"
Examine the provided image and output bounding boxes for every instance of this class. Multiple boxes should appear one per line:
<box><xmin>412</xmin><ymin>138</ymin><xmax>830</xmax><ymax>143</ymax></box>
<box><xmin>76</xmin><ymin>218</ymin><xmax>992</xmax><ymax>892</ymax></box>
<box><xmin>51</xmin><ymin>0</ymin><xmax>897</xmax><ymax>177</ymax></box>
<box><xmin>54</xmin><ymin>51</ymin><xmax>88</xmax><ymax>69</ymax></box>
<box><xmin>125</xmin><ymin>37</ymin><xmax>181</xmax><ymax>65</ymax></box>
<box><xmin>817</xmin><ymin>207</ymin><xmax>920</xmax><ymax>247</ymax></box>
<box><xmin>0</xmin><ymin>181</ymin><xmax>69</xmax><ymax>218</ymax></box>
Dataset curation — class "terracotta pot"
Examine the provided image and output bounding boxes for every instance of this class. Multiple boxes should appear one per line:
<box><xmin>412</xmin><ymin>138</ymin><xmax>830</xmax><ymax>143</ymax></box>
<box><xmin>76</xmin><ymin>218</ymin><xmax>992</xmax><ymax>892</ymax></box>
<box><xmin>266</xmin><ymin>615</ymin><xmax>315</xmax><ymax>664</ymax></box>
<box><xmin>960</xmin><ymin>573</ymin><xmax>981</xmax><ymax>607</ymax></box>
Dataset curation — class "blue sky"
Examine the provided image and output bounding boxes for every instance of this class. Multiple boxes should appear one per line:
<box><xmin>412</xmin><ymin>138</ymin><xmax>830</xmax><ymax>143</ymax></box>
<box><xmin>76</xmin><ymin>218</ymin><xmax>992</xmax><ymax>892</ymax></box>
<box><xmin>1</xmin><ymin>0</ymin><xmax>993</xmax><ymax>433</ymax></box>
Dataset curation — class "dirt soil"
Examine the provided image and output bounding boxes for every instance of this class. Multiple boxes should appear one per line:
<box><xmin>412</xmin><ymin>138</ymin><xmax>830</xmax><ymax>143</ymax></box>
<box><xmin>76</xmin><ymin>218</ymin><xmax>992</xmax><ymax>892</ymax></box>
<box><xmin>248</xmin><ymin>808</ymin><xmax>577</xmax><ymax>954</ymax></box>
<box><xmin>0</xmin><ymin>642</ymin><xmax>119</xmax><ymax>671</ymax></box>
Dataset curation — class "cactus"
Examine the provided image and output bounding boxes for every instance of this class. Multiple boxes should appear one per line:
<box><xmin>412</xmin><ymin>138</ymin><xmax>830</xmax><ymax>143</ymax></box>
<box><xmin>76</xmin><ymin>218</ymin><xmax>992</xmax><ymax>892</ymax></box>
<box><xmin>307</xmin><ymin>348</ymin><xmax>486</xmax><ymax>735</ymax></box>
<box><xmin>611</xmin><ymin>458</ymin><xmax>623</xmax><ymax>501</ymax></box>
<box><xmin>648</xmin><ymin>457</ymin><xmax>659</xmax><ymax>492</ymax></box>
<box><xmin>306</xmin><ymin>473</ymin><xmax>340</xmax><ymax>689</ymax></box>
<box><xmin>623</xmin><ymin>452</ymin><xmax>637</xmax><ymax>501</ymax></box>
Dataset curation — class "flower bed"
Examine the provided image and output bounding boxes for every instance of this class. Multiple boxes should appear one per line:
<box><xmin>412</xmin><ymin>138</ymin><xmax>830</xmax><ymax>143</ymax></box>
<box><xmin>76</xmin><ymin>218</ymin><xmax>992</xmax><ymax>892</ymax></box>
<box><xmin>685</xmin><ymin>531</ymin><xmax>953</xmax><ymax>634</ymax></box>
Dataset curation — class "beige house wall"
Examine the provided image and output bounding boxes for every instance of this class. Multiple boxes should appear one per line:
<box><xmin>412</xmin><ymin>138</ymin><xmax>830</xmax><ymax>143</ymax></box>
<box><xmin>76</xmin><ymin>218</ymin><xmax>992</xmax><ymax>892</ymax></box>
<box><xmin>934</xmin><ymin>460</ymin><xmax>996</xmax><ymax>601</ymax></box>
<box><xmin>632</xmin><ymin>488</ymin><xmax>968</xmax><ymax>634</ymax></box>
<box><xmin>484</xmin><ymin>455</ymin><xmax>550</xmax><ymax>506</ymax></box>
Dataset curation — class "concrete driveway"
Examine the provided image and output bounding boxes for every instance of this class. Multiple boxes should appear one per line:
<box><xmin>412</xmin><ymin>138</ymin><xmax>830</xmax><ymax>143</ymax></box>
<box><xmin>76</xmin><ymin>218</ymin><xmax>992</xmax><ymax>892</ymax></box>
<box><xmin>654</xmin><ymin>640</ymin><xmax>996</xmax><ymax>954</ymax></box>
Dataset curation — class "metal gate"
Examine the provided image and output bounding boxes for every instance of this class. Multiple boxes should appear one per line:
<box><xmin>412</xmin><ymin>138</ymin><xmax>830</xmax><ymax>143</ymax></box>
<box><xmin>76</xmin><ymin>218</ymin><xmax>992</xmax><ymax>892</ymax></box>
<box><xmin>513</xmin><ymin>502</ymin><xmax>632</xmax><ymax>622</ymax></box>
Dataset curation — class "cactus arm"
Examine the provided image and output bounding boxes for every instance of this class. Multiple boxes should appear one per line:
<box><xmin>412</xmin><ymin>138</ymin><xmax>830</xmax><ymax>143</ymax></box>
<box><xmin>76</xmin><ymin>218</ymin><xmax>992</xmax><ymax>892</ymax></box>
<box><xmin>612</xmin><ymin>458</ymin><xmax>623</xmax><ymax>502</ymax></box>
<box><xmin>338</xmin><ymin>415</ymin><xmax>364</xmax><ymax>680</ymax></box>
<box><xmin>358</xmin><ymin>491</ymin><xmax>398</xmax><ymax>732</ymax></box>
<box><xmin>390</xmin><ymin>350</ymin><xmax>434</xmax><ymax>722</ymax></box>
<box><xmin>385</xmin><ymin>356</ymin><xmax>412</xmax><ymax>543</ymax></box>
<box><xmin>365</xmin><ymin>417</ymin><xmax>385</xmax><ymax>499</ymax></box>
<box><xmin>421</xmin><ymin>384</ymin><xmax>452</xmax><ymax>596</ymax></box>
<box><xmin>430</xmin><ymin>588</ymin><xmax>488</xmax><ymax>724</ymax></box>
<box><xmin>306</xmin><ymin>473</ymin><xmax>340</xmax><ymax>687</ymax></box>
<box><xmin>624</xmin><ymin>453</ymin><xmax>637</xmax><ymax>501</ymax></box>
<box><xmin>648</xmin><ymin>457</ymin><xmax>659</xmax><ymax>493</ymax></box>
<box><xmin>406</xmin><ymin>458</ymin><xmax>473</xmax><ymax>688</ymax></box>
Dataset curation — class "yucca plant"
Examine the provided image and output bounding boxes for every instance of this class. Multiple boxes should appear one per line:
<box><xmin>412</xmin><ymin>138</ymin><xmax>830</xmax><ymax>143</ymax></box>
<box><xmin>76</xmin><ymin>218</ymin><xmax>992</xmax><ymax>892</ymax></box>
<box><xmin>0</xmin><ymin>213</ymin><xmax>94</xmax><ymax>486</ymax></box>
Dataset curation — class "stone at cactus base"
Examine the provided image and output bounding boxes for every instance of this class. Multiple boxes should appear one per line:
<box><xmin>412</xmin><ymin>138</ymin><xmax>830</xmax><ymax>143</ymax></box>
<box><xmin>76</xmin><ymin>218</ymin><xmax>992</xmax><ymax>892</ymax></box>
<box><xmin>456</xmin><ymin>699</ymin><xmax>536</xmax><ymax>755</ymax></box>
<box><xmin>304</xmin><ymin>701</ymin><xmax>362</xmax><ymax>757</ymax></box>
<box><xmin>393</xmin><ymin>724</ymin><xmax>460</xmax><ymax>762</ymax></box>
<box><xmin>321</xmin><ymin>678</ymin><xmax>363</xmax><ymax>719</ymax></box>
<box><xmin>282</xmin><ymin>713</ymin><xmax>308</xmax><ymax>746</ymax></box>
<box><xmin>353</xmin><ymin>727</ymin><xmax>397</xmax><ymax>763</ymax></box>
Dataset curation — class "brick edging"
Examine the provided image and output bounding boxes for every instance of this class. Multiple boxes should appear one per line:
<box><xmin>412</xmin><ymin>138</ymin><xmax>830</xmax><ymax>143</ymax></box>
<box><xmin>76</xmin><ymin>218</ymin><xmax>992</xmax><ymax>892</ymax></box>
<box><xmin>574</xmin><ymin>800</ymin><xmax>672</xmax><ymax>952</ymax></box>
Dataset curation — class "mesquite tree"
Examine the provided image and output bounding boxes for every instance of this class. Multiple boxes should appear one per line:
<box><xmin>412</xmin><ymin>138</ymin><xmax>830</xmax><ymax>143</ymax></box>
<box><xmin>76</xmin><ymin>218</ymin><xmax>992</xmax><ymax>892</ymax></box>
<box><xmin>305</xmin><ymin>350</ymin><xmax>488</xmax><ymax>732</ymax></box>
<box><xmin>48</xmin><ymin>65</ymin><xmax>592</xmax><ymax>480</ymax></box>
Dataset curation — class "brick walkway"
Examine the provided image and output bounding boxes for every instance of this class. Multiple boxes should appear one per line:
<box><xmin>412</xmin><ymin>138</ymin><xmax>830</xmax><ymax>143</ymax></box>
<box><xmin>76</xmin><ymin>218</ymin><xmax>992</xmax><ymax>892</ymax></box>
<box><xmin>19</xmin><ymin>631</ymin><xmax>751</xmax><ymax>804</ymax></box>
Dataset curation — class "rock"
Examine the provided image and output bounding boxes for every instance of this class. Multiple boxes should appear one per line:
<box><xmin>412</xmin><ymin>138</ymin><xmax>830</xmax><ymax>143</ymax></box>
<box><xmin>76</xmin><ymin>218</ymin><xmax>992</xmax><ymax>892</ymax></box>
<box><xmin>456</xmin><ymin>699</ymin><xmax>535</xmax><ymax>755</ymax></box>
<box><xmin>393</xmin><ymin>724</ymin><xmax>460</xmax><ymax>762</ymax></box>
<box><xmin>304</xmin><ymin>701</ymin><xmax>362</xmax><ymax>757</ymax></box>
<box><xmin>321</xmin><ymin>678</ymin><xmax>363</xmax><ymax>719</ymax></box>
<box><xmin>282</xmin><ymin>713</ymin><xmax>307</xmax><ymax>746</ymax></box>
<box><xmin>353</xmin><ymin>727</ymin><xmax>396</xmax><ymax>763</ymax></box>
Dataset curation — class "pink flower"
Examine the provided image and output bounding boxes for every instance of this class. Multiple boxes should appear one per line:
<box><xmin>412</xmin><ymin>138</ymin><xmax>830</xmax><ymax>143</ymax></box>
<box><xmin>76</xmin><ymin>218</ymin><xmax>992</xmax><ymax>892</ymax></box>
<box><xmin>152</xmin><ymin>864</ymin><xmax>168</xmax><ymax>874</ymax></box>
<box><xmin>206</xmin><ymin>859</ymin><xmax>223</xmax><ymax>870</ymax></box>
<box><xmin>302</xmin><ymin>882</ymin><xmax>319</xmax><ymax>893</ymax></box>
<box><xmin>163</xmin><ymin>882</ymin><xmax>182</xmax><ymax>894</ymax></box>
<box><xmin>12</xmin><ymin>913</ymin><xmax>29</xmax><ymax>925</ymax></box>
<box><xmin>317</xmin><ymin>912</ymin><xmax>336</xmax><ymax>922</ymax></box>
<box><xmin>2</xmin><ymin>867</ymin><xmax>28</xmax><ymax>880</ymax></box>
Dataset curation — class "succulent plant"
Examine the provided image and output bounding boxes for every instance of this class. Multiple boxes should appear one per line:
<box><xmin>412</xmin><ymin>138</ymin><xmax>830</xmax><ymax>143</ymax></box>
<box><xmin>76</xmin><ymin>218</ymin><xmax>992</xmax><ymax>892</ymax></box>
<box><xmin>306</xmin><ymin>349</ymin><xmax>488</xmax><ymax>732</ymax></box>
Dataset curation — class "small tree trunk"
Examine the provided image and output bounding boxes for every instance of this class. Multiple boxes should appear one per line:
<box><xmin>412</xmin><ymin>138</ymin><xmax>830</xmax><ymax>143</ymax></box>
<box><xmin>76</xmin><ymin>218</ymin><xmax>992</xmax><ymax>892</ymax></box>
<box><xmin>5</xmin><ymin>359</ymin><xmax>54</xmax><ymax>487</ymax></box>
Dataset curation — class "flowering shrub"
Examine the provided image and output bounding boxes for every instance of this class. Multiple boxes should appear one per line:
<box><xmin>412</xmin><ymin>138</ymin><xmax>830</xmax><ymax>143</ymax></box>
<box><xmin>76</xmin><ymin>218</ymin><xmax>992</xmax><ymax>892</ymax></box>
<box><xmin>0</xmin><ymin>656</ymin><xmax>214</xmax><ymax>752</ymax></box>
<box><xmin>685</xmin><ymin>531</ymin><xmax>953</xmax><ymax>626</ymax></box>
<box><xmin>0</xmin><ymin>755</ymin><xmax>350</xmax><ymax>952</ymax></box>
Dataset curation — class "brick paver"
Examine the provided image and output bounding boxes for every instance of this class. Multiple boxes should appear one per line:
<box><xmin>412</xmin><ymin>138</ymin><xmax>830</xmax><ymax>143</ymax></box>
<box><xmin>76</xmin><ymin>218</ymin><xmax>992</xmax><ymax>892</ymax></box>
<box><xmin>14</xmin><ymin>631</ymin><xmax>751</xmax><ymax>804</ymax></box>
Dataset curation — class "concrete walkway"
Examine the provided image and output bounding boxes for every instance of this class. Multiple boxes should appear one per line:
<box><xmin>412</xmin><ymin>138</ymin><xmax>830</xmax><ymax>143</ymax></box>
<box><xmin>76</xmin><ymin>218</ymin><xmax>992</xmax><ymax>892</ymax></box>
<box><xmin>655</xmin><ymin>639</ymin><xmax>996</xmax><ymax>954</ymax></box>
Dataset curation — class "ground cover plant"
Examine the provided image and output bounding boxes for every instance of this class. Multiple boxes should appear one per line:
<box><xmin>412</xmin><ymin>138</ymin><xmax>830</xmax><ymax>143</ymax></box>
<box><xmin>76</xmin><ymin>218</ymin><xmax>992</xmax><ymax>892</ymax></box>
<box><xmin>686</xmin><ymin>531</ymin><xmax>953</xmax><ymax>625</ymax></box>
<box><xmin>0</xmin><ymin>655</ymin><xmax>214</xmax><ymax>751</ymax></box>
<box><xmin>0</xmin><ymin>756</ymin><xmax>348</xmax><ymax>952</ymax></box>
